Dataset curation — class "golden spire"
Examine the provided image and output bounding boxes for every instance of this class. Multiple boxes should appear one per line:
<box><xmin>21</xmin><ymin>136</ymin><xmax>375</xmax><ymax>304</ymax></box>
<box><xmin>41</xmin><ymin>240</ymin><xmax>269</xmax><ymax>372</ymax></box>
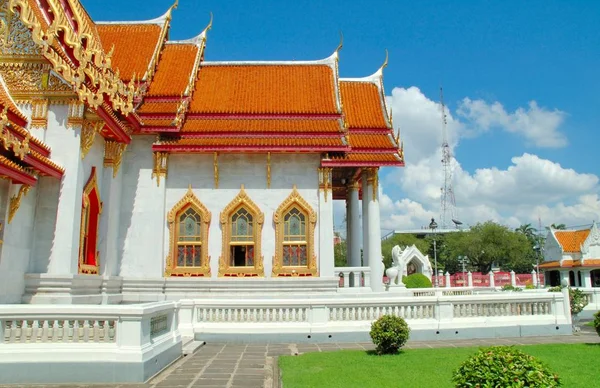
<box><xmin>205</xmin><ymin>12</ymin><xmax>214</xmax><ymax>32</ymax></box>
<box><xmin>380</xmin><ymin>49</ymin><xmax>389</xmax><ymax>71</ymax></box>
<box><xmin>335</xmin><ymin>31</ymin><xmax>344</xmax><ymax>55</ymax></box>
<box><xmin>167</xmin><ymin>0</ymin><xmax>179</xmax><ymax>20</ymax></box>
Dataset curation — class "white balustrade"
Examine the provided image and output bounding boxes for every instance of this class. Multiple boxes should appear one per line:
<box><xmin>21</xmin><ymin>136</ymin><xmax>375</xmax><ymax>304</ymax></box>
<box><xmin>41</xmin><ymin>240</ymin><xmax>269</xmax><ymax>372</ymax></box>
<box><xmin>335</xmin><ymin>267</ymin><xmax>370</xmax><ymax>288</ymax></box>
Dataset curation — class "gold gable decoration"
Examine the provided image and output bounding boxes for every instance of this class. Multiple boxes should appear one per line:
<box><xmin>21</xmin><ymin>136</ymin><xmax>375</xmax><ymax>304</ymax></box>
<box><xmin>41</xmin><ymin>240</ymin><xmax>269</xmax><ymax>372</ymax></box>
<box><xmin>8</xmin><ymin>183</ymin><xmax>30</xmax><ymax>223</ymax></box>
<box><xmin>218</xmin><ymin>185</ymin><xmax>264</xmax><ymax>277</ymax></box>
<box><xmin>272</xmin><ymin>185</ymin><xmax>318</xmax><ymax>277</ymax></box>
<box><xmin>8</xmin><ymin>0</ymin><xmax>139</xmax><ymax>115</ymax></box>
<box><xmin>80</xmin><ymin>120</ymin><xmax>103</xmax><ymax>159</ymax></box>
<box><xmin>165</xmin><ymin>186</ymin><xmax>212</xmax><ymax>277</ymax></box>
<box><xmin>30</xmin><ymin>98</ymin><xmax>48</xmax><ymax>128</ymax></box>
<box><xmin>103</xmin><ymin>140</ymin><xmax>126</xmax><ymax>177</ymax></box>
<box><xmin>152</xmin><ymin>151</ymin><xmax>169</xmax><ymax>187</ymax></box>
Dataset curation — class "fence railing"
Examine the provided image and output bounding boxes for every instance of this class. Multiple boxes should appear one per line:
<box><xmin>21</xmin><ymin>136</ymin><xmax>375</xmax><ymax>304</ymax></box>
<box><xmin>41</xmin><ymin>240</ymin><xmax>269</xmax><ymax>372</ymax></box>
<box><xmin>177</xmin><ymin>289</ymin><xmax>571</xmax><ymax>338</ymax></box>
<box><xmin>336</xmin><ymin>267</ymin><xmax>371</xmax><ymax>288</ymax></box>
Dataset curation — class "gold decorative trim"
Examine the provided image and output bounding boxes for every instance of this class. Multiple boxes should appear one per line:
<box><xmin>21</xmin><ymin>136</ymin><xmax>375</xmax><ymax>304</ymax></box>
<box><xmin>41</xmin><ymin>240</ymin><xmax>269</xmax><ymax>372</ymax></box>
<box><xmin>165</xmin><ymin>185</ymin><xmax>211</xmax><ymax>277</ymax></box>
<box><xmin>218</xmin><ymin>185</ymin><xmax>264</xmax><ymax>277</ymax></box>
<box><xmin>103</xmin><ymin>140</ymin><xmax>126</xmax><ymax>178</ymax></box>
<box><xmin>78</xmin><ymin>167</ymin><xmax>101</xmax><ymax>275</ymax></box>
<box><xmin>8</xmin><ymin>0</ymin><xmax>139</xmax><ymax>115</ymax></box>
<box><xmin>8</xmin><ymin>183</ymin><xmax>30</xmax><ymax>223</ymax></box>
<box><xmin>80</xmin><ymin>120</ymin><xmax>102</xmax><ymax>159</ymax></box>
<box><xmin>266</xmin><ymin>152</ymin><xmax>271</xmax><ymax>189</ymax></box>
<box><xmin>152</xmin><ymin>151</ymin><xmax>169</xmax><ymax>187</ymax></box>
<box><xmin>67</xmin><ymin>100</ymin><xmax>85</xmax><ymax>129</ymax></box>
<box><xmin>0</xmin><ymin>107</ymin><xmax>30</xmax><ymax>160</ymax></box>
<box><xmin>29</xmin><ymin>98</ymin><xmax>48</xmax><ymax>128</ymax></box>
<box><xmin>318</xmin><ymin>167</ymin><xmax>332</xmax><ymax>202</ymax></box>
<box><xmin>272</xmin><ymin>185</ymin><xmax>318</xmax><ymax>277</ymax></box>
<box><xmin>366</xmin><ymin>167</ymin><xmax>379</xmax><ymax>201</ymax></box>
<box><xmin>213</xmin><ymin>152</ymin><xmax>218</xmax><ymax>189</ymax></box>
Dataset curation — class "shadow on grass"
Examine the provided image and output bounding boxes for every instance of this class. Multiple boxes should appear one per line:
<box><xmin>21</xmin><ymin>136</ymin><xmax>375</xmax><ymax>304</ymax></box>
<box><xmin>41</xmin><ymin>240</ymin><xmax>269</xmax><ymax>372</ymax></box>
<box><xmin>365</xmin><ymin>349</ymin><xmax>407</xmax><ymax>356</ymax></box>
<box><xmin>583</xmin><ymin>343</ymin><xmax>600</xmax><ymax>347</ymax></box>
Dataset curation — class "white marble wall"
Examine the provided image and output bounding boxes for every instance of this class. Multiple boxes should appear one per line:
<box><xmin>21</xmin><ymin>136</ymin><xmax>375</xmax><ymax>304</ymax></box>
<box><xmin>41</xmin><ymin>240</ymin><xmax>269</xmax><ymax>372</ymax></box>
<box><xmin>118</xmin><ymin>141</ymin><xmax>326</xmax><ymax>279</ymax></box>
<box><xmin>0</xmin><ymin>181</ymin><xmax>37</xmax><ymax>303</ymax></box>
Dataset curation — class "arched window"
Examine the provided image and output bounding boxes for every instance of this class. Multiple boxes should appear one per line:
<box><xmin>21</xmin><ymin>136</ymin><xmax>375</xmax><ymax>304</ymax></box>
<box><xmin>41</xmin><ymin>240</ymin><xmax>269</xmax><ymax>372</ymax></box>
<box><xmin>272</xmin><ymin>186</ymin><xmax>317</xmax><ymax>277</ymax></box>
<box><xmin>166</xmin><ymin>187</ymin><xmax>211</xmax><ymax>277</ymax></box>
<box><xmin>79</xmin><ymin>167</ymin><xmax>102</xmax><ymax>275</ymax></box>
<box><xmin>219</xmin><ymin>185</ymin><xmax>264</xmax><ymax>277</ymax></box>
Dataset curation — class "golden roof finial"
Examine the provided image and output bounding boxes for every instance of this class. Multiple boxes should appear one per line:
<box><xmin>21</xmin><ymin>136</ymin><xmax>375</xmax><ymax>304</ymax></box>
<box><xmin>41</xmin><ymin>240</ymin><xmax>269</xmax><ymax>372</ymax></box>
<box><xmin>335</xmin><ymin>31</ymin><xmax>344</xmax><ymax>54</ymax></box>
<box><xmin>205</xmin><ymin>12</ymin><xmax>214</xmax><ymax>32</ymax></box>
<box><xmin>381</xmin><ymin>49</ymin><xmax>389</xmax><ymax>71</ymax></box>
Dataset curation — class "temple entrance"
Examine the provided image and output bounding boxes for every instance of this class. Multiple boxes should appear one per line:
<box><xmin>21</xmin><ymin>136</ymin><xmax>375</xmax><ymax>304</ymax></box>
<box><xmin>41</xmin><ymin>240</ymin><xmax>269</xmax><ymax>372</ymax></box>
<box><xmin>592</xmin><ymin>270</ymin><xmax>600</xmax><ymax>287</ymax></box>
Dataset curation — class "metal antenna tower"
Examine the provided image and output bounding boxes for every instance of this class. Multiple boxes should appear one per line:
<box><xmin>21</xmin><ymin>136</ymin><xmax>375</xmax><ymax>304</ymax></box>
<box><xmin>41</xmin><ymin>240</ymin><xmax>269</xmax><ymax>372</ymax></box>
<box><xmin>439</xmin><ymin>87</ymin><xmax>457</xmax><ymax>229</ymax></box>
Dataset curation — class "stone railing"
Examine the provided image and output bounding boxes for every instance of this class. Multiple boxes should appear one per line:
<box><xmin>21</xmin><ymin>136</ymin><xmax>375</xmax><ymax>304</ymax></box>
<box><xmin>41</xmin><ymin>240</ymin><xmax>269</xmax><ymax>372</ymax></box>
<box><xmin>578</xmin><ymin>288</ymin><xmax>600</xmax><ymax>319</ymax></box>
<box><xmin>0</xmin><ymin>302</ymin><xmax>182</xmax><ymax>384</ymax></box>
<box><xmin>178</xmin><ymin>289</ymin><xmax>572</xmax><ymax>341</ymax></box>
<box><xmin>335</xmin><ymin>267</ymin><xmax>371</xmax><ymax>288</ymax></box>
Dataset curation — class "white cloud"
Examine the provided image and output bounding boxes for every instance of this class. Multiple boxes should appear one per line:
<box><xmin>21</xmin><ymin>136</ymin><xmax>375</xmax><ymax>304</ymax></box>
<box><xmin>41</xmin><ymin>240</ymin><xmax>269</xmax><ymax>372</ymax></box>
<box><xmin>456</xmin><ymin>99</ymin><xmax>568</xmax><ymax>148</ymax></box>
<box><xmin>376</xmin><ymin>87</ymin><xmax>599</xmax><ymax>232</ymax></box>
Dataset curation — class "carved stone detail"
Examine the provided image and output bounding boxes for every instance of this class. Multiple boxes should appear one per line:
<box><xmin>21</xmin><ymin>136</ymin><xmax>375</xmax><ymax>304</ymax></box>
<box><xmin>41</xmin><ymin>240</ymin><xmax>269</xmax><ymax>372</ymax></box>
<box><xmin>152</xmin><ymin>151</ymin><xmax>169</xmax><ymax>187</ymax></box>
<box><xmin>30</xmin><ymin>98</ymin><xmax>48</xmax><ymax>129</ymax></box>
<box><xmin>67</xmin><ymin>100</ymin><xmax>85</xmax><ymax>129</ymax></box>
<box><xmin>0</xmin><ymin>6</ymin><xmax>41</xmax><ymax>56</ymax></box>
<box><xmin>80</xmin><ymin>120</ymin><xmax>102</xmax><ymax>159</ymax></box>
<box><xmin>0</xmin><ymin>106</ymin><xmax>30</xmax><ymax>159</ymax></box>
<box><xmin>103</xmin><ymin>140</ymin><xmax>126</xmax><ymax>178</ymax></box>
<box><xmin>8</xmin><ymin>183</ymin><xmax>30</xmax><ymax>223</ymax></box>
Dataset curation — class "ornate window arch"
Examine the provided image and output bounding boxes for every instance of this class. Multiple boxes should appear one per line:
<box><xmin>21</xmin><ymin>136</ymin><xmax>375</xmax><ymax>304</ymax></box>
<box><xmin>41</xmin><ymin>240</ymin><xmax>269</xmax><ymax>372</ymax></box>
<box><xmin>219</xmin><ymin>185</ymin><xmax>264</xmax><ymax>277</ymax></box>
<box><xmin>272</xmin><ymin>186</ymin><xmax>317</xmax><ymax>277</ymax></box>
<box><xmin>79</xmin><ymin>167</ymin><xmax>102</xmax><ymax>275</ymax></box>
<box><xmin>165</xmin><ymin>186</ymin><xmax>211</xmax><ymax>277</ymax></box>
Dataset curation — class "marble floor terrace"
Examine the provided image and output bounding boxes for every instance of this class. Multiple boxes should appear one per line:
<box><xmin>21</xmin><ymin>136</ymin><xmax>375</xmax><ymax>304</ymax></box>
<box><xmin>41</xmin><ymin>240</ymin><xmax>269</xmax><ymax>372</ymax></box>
<box><xmin>0</xmin><ymin>325</ymin><xmax>598</xmax><ymax>388</ymax></box>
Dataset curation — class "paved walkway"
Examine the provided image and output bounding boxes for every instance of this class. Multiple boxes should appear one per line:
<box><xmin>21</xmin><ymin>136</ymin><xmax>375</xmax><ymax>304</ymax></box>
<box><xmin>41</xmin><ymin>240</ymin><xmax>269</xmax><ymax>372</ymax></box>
<box><xmin>1</xmin><ymin>330</ymin><xmax>598</xmax><ymax>388</ymax></box>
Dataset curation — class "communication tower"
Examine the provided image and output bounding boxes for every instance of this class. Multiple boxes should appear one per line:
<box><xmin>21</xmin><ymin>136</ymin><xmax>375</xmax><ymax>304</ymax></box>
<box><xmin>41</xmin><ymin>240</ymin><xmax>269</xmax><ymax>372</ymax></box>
<box><xmin>439</xmin><ymin>87</ymin><xmax>459</xmax><ymax>229</ymax></box>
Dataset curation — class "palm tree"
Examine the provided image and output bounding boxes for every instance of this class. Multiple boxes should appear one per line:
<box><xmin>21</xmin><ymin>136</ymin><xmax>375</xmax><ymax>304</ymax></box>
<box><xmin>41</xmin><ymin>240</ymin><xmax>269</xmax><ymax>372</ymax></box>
<box><xmin>549</xmin><ymin>223</ymin><xmax>567</xmax><ymax>230</ymax></box>
<box><xmin>515</xmin><ymin>223</ymin><xmax>536</xmax><ymax>240</ymax></box>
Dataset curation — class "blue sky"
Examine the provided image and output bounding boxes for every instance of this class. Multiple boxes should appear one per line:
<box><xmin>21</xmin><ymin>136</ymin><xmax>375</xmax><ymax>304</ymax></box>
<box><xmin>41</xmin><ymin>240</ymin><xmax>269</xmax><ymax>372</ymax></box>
<box><xmin>83</xmin><ymin>0</ymin><xmax>600</xmax><ymax>231</ymax></box>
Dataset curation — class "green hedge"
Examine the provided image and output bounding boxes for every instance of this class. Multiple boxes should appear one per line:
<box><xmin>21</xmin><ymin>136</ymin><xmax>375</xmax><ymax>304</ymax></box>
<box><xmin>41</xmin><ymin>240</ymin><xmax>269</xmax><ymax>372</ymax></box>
<box><xmin>369</xmin><ymin>315</ymin><xmax>410</xmax><ymax>355</ymax></box>
<box><xmin>402</xmin><ymin>273</ymin><xmax>432</xmax><ymax>288</ymax></box>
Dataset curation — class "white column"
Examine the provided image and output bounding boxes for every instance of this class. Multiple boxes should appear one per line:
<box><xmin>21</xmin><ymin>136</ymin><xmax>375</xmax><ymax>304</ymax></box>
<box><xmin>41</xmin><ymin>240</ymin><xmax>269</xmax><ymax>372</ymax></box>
<box><xmin>365</xmin><ymin>168</ymin><xmax>383</xmax><ymax>292</ymax></box>
<box><xmin>467</xmin><ymin>271</ymin><xmax>473</xmax><ymax>287</ymax></box>
<box><xmin>560</xmin><ymin>270</ymin><xmax>570</xmax><ymax>287</ymax></box>
<box><xmin>45</xmin><ymin>105</ymin><xmax>84</xmax><ymax>274</ymax></box>
<box><xmin>582</xmin><ymin>270</ymin><xmax>592</xmax><ymax>288</ymax></box>
<box><xmin>531</xmin><ymin>270</ymin><xmax>538</xmax><ymax>287</ymax></box>
<box><xmin>510</xmin><ymin>270</ymin><xmax>516</xmax><ymax>287</ymax></box>
<box><xmin>318</xmin><ymin>168</ymin><xmax>334</xmax><ymax>277</ymax></box>
<box><xmin>445</xmin><ymin>271</ymin><xmax>451</xmax><ymax>288</ymax></box>
<box><xmin>361</xmin><ymin>172</ymin><xmax>369</xmax><ymax>266</ymax></box>
<box><xmin>347</xmin><ymin>182</ymin><xmax>361</xmax><ymax>267</ymax></box>
<box><xmin>98</xmin><ymin>164</ymin><xmax>123</xmax><ymax>276</ymax></box>
<box><xmin>489</xmin><ymin>271</ymin><xmax>495</xmax><ymax>288</ymax></box>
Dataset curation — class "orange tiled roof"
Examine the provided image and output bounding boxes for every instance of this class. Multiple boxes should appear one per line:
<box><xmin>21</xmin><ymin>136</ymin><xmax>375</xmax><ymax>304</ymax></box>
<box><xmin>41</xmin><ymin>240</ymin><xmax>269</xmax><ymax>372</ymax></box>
<box><xmin>538</xmin><ymin>261</ymin><xmax>560</xmax><ymax>269</ymax></box>
<box><xmin>331</xmin><ymin>153</ymin><xmax>400</xmax><ymax>163</ymax></box>
<box><xmin>555</xmin><ymin>230</ymin><xmax>590</xmax><ymax>252</ymax></box>
<box><xmin>0</xmin><ymin>77</ymin><xmax>27</xmax><ymax>123</ymax></box>
<box><xmin>189</xmin><ymin>65</ymin><xmax>338</xmax><ymax>115</ymax></box>
<box><xmin>181</xmin><ymin>118</ymin><xmax>342</xmax><ymax>133</ymax></box>
<box><xmin>97</xmin><ymin>24</ymin><xmax>163</xmax><ymax>81</ymax></box>
<box><xmin>340</xmin><ymin>81</ymin><xmax>388</xmax><ymax>129</ymax></box>
<box><xmin>147</xmin><ymin>44</ymin><xmax>199</xmax><ymax>97</ymax></box>
<box><xmin>157</xmin><ymin>137</ymin><xmax>345</xmax><ymax>148</ymax></box>
<box><xmin>137</xmin><ymin>101</ymin><xmax>181</xmax><ymax>115</ymax></box>
<box><xmin>583</xmin><ymin>259</ymin><xmax>600</xmax><ymax>266</ymax></box>
<box><xmin>142</xmin><ymin>119</ymin><xmax>176</xmax><ymax>127</ymax></box>
<box><xmin>349</xmin><ymin>133</ymin><xmax>396</xmax><ymax>148</ymax></box>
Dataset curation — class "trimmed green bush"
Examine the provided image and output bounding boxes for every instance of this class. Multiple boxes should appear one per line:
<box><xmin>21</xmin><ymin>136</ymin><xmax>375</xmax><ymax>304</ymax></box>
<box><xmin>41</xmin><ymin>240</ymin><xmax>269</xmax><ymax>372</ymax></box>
<box><xmin>501</xmin><ymin>284</ymin><xmax>522</xmax><ymax>292</ymax></box>
<box><xmin>402</xmin><ymin>273</ymin><xmax>432</xmax><ymax>288</ymax></box>
<box><xmin>593</xmin><ymin>311</ymin><xmax>600</xmax><ymax>337</ymax></box>
<box><xmin>369</xmin><ymin>315</ymin><xmax>410</xmax><ymax>355</ymax></box>
<box><xmin>453</xmin><ymin>346</ymin><xmax>561</xmax><ymax>387</ymax></box>
<box><xmin>525</xmin><ymin>282</ymin><xmax>535</xmax><ymax>289</ymax></box>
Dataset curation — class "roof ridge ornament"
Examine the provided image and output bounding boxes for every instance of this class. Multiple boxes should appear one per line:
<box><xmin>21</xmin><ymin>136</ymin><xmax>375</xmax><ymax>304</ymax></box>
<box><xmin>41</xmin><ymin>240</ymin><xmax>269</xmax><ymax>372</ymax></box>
<box><xmin>335</xmin><ymin>31</ymin><xmax>344</xmax><ymax>55</ymax></box>
<box><xmin>169</xmin><ymin>12</ymin><xmax>212</xmax><ymax>46</ymax></box>
<box><xmin>96</xmin><ymin>0</ymin><xmax>178</xmax><ymax>25</ymax></box>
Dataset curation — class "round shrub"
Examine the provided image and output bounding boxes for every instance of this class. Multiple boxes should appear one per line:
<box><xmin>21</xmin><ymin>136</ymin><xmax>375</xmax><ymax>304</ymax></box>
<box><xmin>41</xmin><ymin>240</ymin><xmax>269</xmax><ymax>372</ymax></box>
<box><xmin>501</xmin><ymin>284</ymin><xmax>522</xmax><ymax>292</ymax></box>
<box><xmin>593</xmin><ymin>311</ymin><xmax>600</xmax><ymax>337</ymax></box>
<box><xmin>402</xmin><ymin>273</ymin><xmax>432</xmax><ymax>288</ymax></box>
<box><xmin>453</xmin><ymin>346</ymin><xmax>561</xmax><ymax>387</ymax></box>
<box><xmin>369</xmin><ymin>315</ymin><xmax>410</xmax><ymax>355</ymax></box>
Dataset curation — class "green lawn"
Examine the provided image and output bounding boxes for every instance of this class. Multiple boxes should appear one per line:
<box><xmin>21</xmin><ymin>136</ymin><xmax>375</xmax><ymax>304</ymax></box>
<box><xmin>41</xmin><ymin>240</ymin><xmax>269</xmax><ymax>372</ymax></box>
<box><xmin>279</xmin><ymin>343</ymin><xmax>600</xmax><ymax>388</ymax></box>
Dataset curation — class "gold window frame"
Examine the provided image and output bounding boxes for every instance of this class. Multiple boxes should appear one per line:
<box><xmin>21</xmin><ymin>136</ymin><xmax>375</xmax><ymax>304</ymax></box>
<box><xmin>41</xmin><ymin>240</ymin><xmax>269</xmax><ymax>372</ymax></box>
<box><xmin>218</xmin><ymin>185</ymin><xmax>264</xmax><ymax>277</ymax></box>
<box><xmin>165</xmin><ymin>186</ymin><xmax>211</xmax><ymax>277</ymax></box>
<box><xmin>78</xmin><ymin>167</ymin><xmax>102</xmax><ymax>275</ymax></box>
<box><xmin>272</xmin><ymin>185</ymin><xmax>317</xmax><ymax>277</ymax></box>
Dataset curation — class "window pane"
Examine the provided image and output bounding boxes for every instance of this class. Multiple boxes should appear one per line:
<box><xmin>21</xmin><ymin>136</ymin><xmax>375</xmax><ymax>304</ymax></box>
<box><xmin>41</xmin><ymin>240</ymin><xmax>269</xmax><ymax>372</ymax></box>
<box><xmin>231</xmin><ymin>207</ymin><xmax>254</xmax><ymax>242</ymax></box>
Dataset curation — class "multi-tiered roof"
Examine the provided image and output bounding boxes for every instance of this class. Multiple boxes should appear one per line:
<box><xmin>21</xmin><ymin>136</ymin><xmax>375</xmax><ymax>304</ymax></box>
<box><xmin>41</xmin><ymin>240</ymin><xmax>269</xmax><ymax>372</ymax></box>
<box><xmin>2</xmin><ymin>0</ymin><xmax>403</xmax><ymax>187</ymax></box>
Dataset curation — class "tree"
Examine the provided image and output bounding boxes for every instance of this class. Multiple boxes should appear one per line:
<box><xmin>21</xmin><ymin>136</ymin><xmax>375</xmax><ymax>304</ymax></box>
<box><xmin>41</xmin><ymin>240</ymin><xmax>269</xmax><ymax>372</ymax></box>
<box><xmin>334</xmin><ymin>240</ymin><xmax>347</xmax><ymax>267</ymax></box>
<box><xmin>443</xmin><ymin>221</ymin><xmax>533</xmax><ymax>273</ymax></box>
<box><xmin>549</xmin><ymin>223</ymin><xmax>566</xmax><ymax>230</ymax></box>
<box><xmin>381</xmin><ymin>233</ymin><xmax>430</xmax><ymax>269</ymax></box>
<box><xmin>516</xmin><ymin>223</ymin><xmax>536</xmax><ymax>242</ymax></box>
